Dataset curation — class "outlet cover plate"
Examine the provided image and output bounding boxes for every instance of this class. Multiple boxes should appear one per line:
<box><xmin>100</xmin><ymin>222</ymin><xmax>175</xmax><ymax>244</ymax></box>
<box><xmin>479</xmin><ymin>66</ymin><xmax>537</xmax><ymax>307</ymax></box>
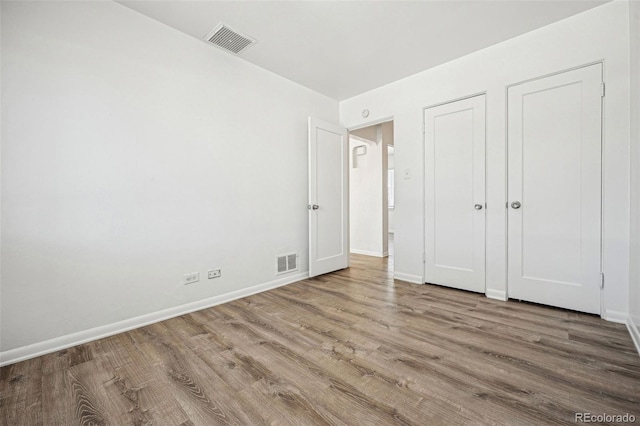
<box><xmin>183</xmin><ymin>272</ymin><xmax>200</xmax><ymax>285</ymax></box>
<box><xmin>208</xmin><ymin>269</ymin><xmax>222</xmax><ymax>279</ymax></box>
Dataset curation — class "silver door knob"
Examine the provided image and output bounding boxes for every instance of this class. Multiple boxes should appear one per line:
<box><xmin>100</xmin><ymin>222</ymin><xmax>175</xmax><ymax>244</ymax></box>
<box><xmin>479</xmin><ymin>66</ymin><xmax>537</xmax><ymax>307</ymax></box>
<box><xmin>474</xmin><ymin>204</ymin><xmax>483</xmax><ymax>210</ymax></box>
<box><xmin>308</xmin><ymin>204</ymin><xmax>319</xmax><ymax>210</ymax></box>
<box><xmin>511</xmin><ymin>201</ymin><xmax>521</xmax><ymax>209</ymax></box>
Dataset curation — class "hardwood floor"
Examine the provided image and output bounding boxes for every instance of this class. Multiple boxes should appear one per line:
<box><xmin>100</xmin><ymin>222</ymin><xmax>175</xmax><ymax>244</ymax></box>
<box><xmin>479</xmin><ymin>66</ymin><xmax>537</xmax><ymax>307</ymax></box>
<box><xmin>2</xmin><ymin>254</ymin><xmax>639</xmax><ymax>425</ymax></box>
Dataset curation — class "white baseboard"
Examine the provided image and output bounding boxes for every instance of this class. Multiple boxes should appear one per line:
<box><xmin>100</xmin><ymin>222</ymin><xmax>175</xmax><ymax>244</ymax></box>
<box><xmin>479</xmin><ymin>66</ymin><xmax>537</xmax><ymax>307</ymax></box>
<box><xmin>394</xmin><ymin>272</ymin><xmax>423</xmax><ymax>284</ymax></box>
<box><xmin>486</xmin><ymin>289</ymin><xmax>508</xmax><ymax>301</ymax></box>
<box><xmin>350</xmin><ymin>248</ymin><xmax>386</xmax><ymax>257</ymax></box>
<box><xmin>626</xmin><ymin>316</ymin><xmax>640</xmax><ymax>356</ymax></box>
<box><xmin>0</xmin><ymin>272</ymin><xmax>309</xmax><ymax>367</ymax></box>
<box><xmin>602</xmin><ymin>309</ymin><xmax>629</xmax><ymax>324</ymax></box>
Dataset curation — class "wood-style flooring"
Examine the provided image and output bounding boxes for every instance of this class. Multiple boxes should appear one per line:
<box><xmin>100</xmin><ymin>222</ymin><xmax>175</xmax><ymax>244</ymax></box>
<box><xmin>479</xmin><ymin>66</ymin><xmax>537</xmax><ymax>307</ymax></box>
<box><xmin>1</xmin><ymin>253</ymin><xmax>639</xmax><ymax>425</ymax></box>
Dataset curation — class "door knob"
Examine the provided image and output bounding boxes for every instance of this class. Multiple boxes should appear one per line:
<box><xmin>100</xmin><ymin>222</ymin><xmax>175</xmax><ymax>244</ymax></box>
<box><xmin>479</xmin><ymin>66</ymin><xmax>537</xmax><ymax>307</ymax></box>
<box><xmin>308</xmin><ymin>204</ymin><xmax>319</xmax><ymax>210</ymax></box>
<box><xmin>474</xmin><ymin>204</ymin><xmax>483</xmax><ymax>210</ymax></box>
<box><xmin>511</xmin><ymin>201</ymin><xmax>521</xmax><ymax>209</ymax></box>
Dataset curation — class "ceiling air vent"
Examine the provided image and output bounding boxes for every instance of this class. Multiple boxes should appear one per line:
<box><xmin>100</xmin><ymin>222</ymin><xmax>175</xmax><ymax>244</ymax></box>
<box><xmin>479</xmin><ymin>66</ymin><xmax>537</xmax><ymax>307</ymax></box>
<box><xmin>203</xmin><ymin>23</ymin><xmax>257</xmax><ymax>55</ymax></box>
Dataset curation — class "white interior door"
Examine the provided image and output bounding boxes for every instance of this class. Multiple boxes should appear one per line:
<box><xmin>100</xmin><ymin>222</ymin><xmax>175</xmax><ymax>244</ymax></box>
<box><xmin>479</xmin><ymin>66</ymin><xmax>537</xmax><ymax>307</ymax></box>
<box><xmin>424</xmin><ymin>94</ymin><xmax>486</xmax><ymax>293</ymax></box>
<box><xmin>308</xmin><ymin>117</ymin><xmax>349</xmax><ymax>277</ymax></box>
<box><xmin>507</xmin><ymin>64</ymin><xmax>602</xmax><ymax>314</ymax></box>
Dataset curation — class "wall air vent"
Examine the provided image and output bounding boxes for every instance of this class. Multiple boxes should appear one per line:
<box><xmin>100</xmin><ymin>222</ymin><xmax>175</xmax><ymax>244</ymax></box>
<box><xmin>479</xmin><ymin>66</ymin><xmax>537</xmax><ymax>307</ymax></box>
<box><xmin>203</xmin><ymin>23</ymin><xmax>257</xmax><ymax>55</ymax></box>
<box><xmin>276</xmin><ymin>252</ymin><xmax>298</xmax><ymax>275</ymax></box>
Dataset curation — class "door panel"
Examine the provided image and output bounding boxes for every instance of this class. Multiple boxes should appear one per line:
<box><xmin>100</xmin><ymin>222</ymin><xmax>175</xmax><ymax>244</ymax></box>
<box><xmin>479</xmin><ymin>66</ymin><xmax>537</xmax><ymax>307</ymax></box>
<box><xmin>507</xmin><ymin>64</ymin><xmax>602</xmax><ymax>314</ymax></box>
<box><xmin>309</xmin><ymin>117</ymin><xmax>349</xmax><ymax>277</ymax></box>
<box><xmin>425</xmin><ymin>94</ymin><xmax>486</xmax><ymax>293</ymax></box>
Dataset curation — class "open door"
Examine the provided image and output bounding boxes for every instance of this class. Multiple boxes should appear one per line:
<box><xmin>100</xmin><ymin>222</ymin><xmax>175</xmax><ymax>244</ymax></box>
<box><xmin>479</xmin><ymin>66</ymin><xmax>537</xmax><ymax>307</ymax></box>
<box><xmin>308</xmin><ymin>117</ymin><xmax>349</xmax><ymax>277</ymax></box>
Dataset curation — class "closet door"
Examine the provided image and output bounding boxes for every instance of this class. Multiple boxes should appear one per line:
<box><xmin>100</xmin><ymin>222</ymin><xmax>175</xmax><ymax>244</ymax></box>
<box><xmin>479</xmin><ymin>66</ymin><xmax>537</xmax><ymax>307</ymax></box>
<box><xmin>507</xmin><ymin>64</ymin><xmax>602</xmax><ymax>314</ymax></box>
<box><xmin>424</xmin><ymin>94</ymin><xmax>486</xmax><ymax>293</ymax></box>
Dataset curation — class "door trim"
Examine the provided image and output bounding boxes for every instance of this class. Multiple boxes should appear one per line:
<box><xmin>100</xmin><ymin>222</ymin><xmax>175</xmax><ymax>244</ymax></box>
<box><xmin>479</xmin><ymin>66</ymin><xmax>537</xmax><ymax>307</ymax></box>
<box><xmin>505</xmin><ymin>60</ymin><xmax>605</xmax><ymax>90</ymax></box>
<box><xmin>347</xmin><ymin>116</ymin><xmax>395</xmax><ymax>132</ymax></box>
<box><xmin>423</xmin><ymin>91</ymin><xmax>488</xmax><ymax>111</ymax></box>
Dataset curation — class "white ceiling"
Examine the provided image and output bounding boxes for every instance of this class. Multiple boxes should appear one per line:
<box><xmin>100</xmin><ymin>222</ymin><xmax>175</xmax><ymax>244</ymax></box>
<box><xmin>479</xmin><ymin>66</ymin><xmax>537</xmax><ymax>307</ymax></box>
<box><xmin>118</xmin><ymin>0</ymin><xmax>609</xmax><ymax>100</ymax></box>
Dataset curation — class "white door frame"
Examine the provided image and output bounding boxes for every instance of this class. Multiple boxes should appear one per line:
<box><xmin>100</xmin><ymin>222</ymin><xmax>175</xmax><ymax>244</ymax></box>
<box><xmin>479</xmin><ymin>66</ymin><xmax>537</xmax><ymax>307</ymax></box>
<box><xmin>348</xmin><ymin>116</ymin><xmax>395</xmax><ymax>132</ymax></box>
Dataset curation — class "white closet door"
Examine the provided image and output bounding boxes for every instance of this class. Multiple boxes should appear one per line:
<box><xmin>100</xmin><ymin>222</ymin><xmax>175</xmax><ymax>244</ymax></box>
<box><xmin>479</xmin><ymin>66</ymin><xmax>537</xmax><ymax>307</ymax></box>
<box><xmin>507</xmin><ymin>64</ymin><xmax>602</xmax><ymax>314</ymax></box>
<box><xmin>424</xmin><ymin>94</ymin><xmax>486</xmax><ymax>293</ymax></box>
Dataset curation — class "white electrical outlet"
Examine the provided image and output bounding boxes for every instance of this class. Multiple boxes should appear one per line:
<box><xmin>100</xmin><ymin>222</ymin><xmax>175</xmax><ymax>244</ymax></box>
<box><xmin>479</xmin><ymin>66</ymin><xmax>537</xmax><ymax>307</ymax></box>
<box><xmin>183</xmin><ymin>272</ymin><xmax>200</xmax><ymax>285</ymax></box>
<box><xmin>208</xmin><ymin>269</ymin><xmax>221</xmax><ymax>279</ymax></box>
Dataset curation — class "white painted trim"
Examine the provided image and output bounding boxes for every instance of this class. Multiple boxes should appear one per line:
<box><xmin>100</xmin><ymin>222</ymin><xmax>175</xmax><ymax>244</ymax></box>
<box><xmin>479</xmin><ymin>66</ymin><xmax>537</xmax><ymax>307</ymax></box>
<box><xmin>394</xmin><ymin>272</ymin><xmax>424</xmax><ymax>284</ymax></box>
<box><xmin>486</xmin><ymin>289</ymin><xmax>508</xmax><ymax>301</ymax></box>
<box><xmin>0</xmin><ymin>272</ymin><xmax>308</xmax><ymax>367</ymax></box>
<box><xmin>347</xmin><ymin>116</ymin><xmax>394</xmax><ymax>132</ymax></box>
<box><xmin>626</xmin><ymin>316</ymin><xmax>640</xmax><ymax>357</ymax></box>
<box><xmin>602</xmin><ymin>309</ymin><xmax>629</xmax><ymax>324</ymax></box>
<box><xmin>350</xmin><ymin>248</ymin><xmax>386</xmax><ymax>257</ymax></box>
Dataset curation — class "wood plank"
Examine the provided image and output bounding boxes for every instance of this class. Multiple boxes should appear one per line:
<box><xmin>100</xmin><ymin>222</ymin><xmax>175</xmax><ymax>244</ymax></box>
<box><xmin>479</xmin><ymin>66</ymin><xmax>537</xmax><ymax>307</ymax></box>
<box><xmin>0</xmin><ymin>357</ymin><xmax>43</xmax><ymax>426</ymax></box>
<box><xmin>111</xmin><ymin>360</ymin><xmax>190</xmax><ymax>425</ymax></box>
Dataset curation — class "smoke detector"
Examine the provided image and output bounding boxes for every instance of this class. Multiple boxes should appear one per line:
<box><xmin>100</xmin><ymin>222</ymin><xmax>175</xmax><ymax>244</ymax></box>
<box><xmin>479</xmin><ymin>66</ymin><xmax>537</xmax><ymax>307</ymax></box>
<box><xmin>203</xmin><ymin>23</ymin><xmax>257</xmax><ymax>55</ymax></box>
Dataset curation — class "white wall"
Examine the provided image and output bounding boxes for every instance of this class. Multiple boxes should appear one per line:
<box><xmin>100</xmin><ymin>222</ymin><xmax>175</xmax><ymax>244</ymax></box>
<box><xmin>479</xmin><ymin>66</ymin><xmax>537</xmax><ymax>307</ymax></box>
<box><xmin>628</xmin><ymin>0</ymin><xmax>640</xmax><ymax>351</ymax></box>
<box><xmin>340</xmin><ymin>1</ymin><xmax>631</xmax><ymax>320</ymax></box>
<box><xmin>349</xmin><ymin>136</ymin><xmax>383</xmax><ymax>256</ymax></box>
<box><xmin>0</xmin><ymin>1</ymin><xmax>337</xmax><ymax>363</ymax></box>
<box><xmin>350</xmin><ymin>125</ymin><xmax>378</xmax><ymax>144</ymax></box>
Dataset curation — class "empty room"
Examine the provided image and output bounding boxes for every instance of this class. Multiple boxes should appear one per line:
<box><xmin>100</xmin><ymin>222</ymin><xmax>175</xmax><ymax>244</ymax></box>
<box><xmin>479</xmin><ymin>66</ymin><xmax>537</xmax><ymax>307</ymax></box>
<box><xmin>1</xmin><ymin>0</ymin><xmax>640</xmax><ymax>424</ymax></box>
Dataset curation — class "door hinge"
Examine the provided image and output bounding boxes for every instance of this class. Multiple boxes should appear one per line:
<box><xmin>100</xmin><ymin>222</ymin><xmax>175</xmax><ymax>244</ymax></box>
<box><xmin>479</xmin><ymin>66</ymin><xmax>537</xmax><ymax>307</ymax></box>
<box><xmin>601</xmin><ymin>82</ymin><xmax>605</xmax><ymax>98</ymax></box>
<box><xmin>422</xmin><ymin>252</ymin><xmax>426</xmax><ymax>263</ymax></box>
<box><xmin>600</xmin><ymin>272</ymin><xmax>604</xmax><ymax>289</ymax></box>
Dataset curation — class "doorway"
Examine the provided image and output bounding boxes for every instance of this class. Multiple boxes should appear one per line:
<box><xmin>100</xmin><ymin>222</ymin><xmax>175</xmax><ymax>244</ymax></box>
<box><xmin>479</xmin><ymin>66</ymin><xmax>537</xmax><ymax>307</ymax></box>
<box><xmin>348</xmin><ymin>120</ymin><xmax>394</xmax><ymax>265</ymax></box>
